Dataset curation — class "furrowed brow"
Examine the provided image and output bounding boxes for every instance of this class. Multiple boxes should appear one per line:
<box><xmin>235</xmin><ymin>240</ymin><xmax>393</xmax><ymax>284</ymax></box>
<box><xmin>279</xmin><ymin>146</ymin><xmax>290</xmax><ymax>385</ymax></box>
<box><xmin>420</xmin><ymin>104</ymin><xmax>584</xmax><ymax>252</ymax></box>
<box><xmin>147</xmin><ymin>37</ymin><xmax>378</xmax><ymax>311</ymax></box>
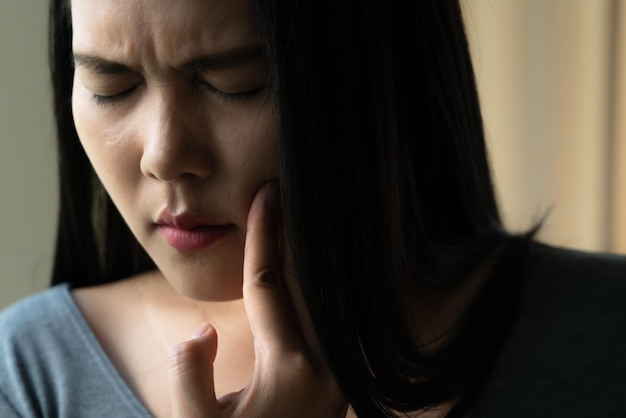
<box><xmin>73</xmin><ymin>54</ymin><xmax>133</xmax><ymax>75</ymax></box>
<box><xmin>182</xmin><ymin>46</ymin><xmax>265</xmax><ymax>72</ymax></box>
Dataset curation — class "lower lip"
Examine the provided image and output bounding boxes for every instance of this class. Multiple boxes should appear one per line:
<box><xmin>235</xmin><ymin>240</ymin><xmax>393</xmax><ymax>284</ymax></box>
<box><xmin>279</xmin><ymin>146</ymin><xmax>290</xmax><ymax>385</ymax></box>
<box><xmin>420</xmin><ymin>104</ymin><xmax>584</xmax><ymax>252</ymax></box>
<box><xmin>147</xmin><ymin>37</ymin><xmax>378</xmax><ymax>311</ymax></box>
<box><xmin>159</xmin><ymin>225</ymin><xmax>232</xmax><ymax>251</ymax></box>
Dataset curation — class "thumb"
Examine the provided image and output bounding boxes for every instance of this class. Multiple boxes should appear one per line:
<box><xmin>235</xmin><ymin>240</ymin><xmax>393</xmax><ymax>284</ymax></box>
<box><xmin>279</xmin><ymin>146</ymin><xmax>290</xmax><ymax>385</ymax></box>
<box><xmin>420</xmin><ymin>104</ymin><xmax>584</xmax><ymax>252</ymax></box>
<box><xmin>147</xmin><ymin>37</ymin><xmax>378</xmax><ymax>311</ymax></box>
<box><xmin>169</xmin><ymin>323</ymin><xmax>219</xmax><ymax>417</ymax></box>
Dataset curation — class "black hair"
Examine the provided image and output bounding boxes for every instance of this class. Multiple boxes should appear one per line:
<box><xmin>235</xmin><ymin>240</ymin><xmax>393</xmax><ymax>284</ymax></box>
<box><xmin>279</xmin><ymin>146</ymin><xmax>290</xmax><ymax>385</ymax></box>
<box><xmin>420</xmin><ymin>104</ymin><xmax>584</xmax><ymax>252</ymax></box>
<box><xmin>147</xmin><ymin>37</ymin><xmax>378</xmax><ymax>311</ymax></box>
<box><xmin>256</xmin><ymin>2</ymin><xmax>534</xmax><ymax>415</ymax></box>
<box><xmin>49</xmin><ymin>0</ymin><xmax>155</xmax><ymax>287</ymax></box>
<box><xmin>49</xmin><ymin>0</ymin><xmax>532</xmax><ymax>416</ymax></box>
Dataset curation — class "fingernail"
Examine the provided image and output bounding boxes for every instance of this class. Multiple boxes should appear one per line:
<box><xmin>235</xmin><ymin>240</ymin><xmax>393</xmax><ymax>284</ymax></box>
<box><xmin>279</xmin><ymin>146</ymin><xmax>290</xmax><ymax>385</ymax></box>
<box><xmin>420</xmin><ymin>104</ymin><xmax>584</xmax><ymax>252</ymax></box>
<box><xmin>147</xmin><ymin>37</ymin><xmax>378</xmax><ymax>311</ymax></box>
<box><xmin>191</xmin><ymin>322</ymin><xmax>210</xmax><ymax>339</ymax></box>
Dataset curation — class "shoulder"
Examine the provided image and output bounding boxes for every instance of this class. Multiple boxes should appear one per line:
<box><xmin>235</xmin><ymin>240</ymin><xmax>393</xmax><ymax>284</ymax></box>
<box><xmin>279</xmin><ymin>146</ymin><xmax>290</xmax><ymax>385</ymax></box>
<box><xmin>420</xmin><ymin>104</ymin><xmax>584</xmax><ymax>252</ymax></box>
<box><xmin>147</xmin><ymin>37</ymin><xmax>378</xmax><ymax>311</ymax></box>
<box><xmin>0</xmin><ymin>284</ymin><xmax>87</xmax><ymax>357</ymax></box>
<box><xmin>523</xmin><ymin>242</ymin><xmax>626</xmax><ymax>317</ymax></box>
<box><xmin>520</xmin><ymin>242</ymin><xmax>626</xmax><ymax>353</ymax></box>
<box><xmin>0</xmin><ymin>283</ymin><xmax>71</xmax><ymax>323</ymax></box>
<box><xmin>0</xmin><ymin>284</ymin><xmax>79</xmax><ymax>416</ymax></box>
<box><xmin>529</xmin><ymin>242</ymin><xmax>626</xmax><ymax>283</ymax></box>
<box><xmin>522</xmin><ymin>242</ymin><xmax>626</xmax><ymax>358</ymax></box>
<box><xmin>0</xmin><ymin>284</ymin><xmax>76</xmax><ymax>355</ymax></box>
<box><xmin>473</xmin><ymin>243</ymin><xmax>626</xmax><ymax>416</ymax></box>
<box><xmin>0</xmin><ymin>282</ymin><xmax>153</xmax><ymax>417</ymax></box>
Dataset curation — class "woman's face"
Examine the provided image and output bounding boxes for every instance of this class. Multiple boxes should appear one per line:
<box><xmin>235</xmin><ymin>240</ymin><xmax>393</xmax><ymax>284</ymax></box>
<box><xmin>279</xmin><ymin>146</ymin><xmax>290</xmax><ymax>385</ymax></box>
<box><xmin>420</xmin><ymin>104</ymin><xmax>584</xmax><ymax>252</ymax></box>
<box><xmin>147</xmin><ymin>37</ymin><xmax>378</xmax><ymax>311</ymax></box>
<box><xmin>71</xmin><ymin>0</ymin><xmax>278</xmax><ymax>301</ymax></box>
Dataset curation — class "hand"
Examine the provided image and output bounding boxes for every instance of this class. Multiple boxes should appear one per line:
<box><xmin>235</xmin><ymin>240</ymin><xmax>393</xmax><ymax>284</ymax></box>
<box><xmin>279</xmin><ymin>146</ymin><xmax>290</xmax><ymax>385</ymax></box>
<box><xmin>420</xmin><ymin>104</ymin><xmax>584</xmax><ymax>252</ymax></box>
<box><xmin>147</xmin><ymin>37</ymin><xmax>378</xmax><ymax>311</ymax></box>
<box><xmin>168</xmin><ymin>182</ymin><xmax>348</xmax><ymax>417</ymax></box>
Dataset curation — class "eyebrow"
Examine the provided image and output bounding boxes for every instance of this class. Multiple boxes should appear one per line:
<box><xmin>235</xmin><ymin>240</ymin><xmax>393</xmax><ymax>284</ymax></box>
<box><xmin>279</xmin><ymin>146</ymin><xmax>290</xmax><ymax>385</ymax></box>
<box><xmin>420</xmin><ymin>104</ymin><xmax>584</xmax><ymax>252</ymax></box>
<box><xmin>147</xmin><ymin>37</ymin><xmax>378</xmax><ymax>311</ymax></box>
<box><xmin>73</xmin><ymin>46</ymin><xmax>265</xmax><ymax>75</ymax></box>
<box><xmin>181</xmin><ymin>46</ymin><xmax>265</xmax><ymax>71</ymax></box>
<box><xmin>73</xmin><ymin>54</ymin><xmax>133</xmax><ymax>75</ymax></box>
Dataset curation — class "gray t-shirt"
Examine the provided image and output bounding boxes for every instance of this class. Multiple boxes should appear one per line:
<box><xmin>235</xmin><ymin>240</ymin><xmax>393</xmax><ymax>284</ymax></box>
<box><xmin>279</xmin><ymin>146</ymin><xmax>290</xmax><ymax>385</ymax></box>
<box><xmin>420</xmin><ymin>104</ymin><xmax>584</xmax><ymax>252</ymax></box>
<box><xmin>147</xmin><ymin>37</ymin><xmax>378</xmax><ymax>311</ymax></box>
<box><xmin>0</xmin><ymin>244</ymin><xmax>625</xmax><ymax>417</ymax></box>
<box><xmin>0</xmin><ymin>283</ymin><xmax>152</xmax><ymax>417</ymax></box>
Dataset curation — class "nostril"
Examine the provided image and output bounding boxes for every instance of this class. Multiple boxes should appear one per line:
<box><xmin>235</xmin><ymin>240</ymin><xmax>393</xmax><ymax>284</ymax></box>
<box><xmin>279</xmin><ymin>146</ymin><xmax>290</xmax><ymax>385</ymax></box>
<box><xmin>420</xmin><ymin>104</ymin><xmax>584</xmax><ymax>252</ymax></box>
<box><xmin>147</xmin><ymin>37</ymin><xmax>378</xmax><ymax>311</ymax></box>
<box><xmin>140</xmin><ymin>97</ymin><xmax>215</xmax><ymax>181</ymax></box>
<box><xmin>140</xmin><ymin>142</ymin><xmax>214</xmax><ymax>182</ymax></box>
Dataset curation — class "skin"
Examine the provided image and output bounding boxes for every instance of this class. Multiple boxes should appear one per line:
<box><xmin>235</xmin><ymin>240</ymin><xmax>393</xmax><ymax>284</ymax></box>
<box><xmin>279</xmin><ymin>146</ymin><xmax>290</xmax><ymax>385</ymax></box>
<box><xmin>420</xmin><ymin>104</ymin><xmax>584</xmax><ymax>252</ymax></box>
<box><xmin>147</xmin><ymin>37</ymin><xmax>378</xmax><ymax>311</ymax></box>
<box><xmin>71</xmin><ymin>0</ymin><xmax>346</xmax><ymax>416</ymax></box>
<box><xmin>72</xmin><ymin>0</ymin><xmax>278</xmax><ymax>302</ymax></box>
<box><xmin>69</xmin><ymin>0</ymin><xmax>491</xmax><ymax>415</ymax></box>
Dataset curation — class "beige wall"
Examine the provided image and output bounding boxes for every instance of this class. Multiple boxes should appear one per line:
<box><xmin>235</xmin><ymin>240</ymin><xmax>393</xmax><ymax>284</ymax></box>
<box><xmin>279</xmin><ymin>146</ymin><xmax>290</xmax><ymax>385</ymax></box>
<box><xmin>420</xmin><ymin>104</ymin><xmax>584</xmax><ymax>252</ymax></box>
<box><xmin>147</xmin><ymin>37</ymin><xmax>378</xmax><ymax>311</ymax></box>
<box><xmin>612</xmin><ymin>2</ymin><xmax>626</xmax><ymax>251</ymax></box>
<box><xmin>1</xmin><ymin>2</ymin><xmax>623</xmax><ymax>310</ymax></box>
<box><xmin>463</xmin><ymin>0</ymin><xmax>625</xmax><ymax>252</ymax></box>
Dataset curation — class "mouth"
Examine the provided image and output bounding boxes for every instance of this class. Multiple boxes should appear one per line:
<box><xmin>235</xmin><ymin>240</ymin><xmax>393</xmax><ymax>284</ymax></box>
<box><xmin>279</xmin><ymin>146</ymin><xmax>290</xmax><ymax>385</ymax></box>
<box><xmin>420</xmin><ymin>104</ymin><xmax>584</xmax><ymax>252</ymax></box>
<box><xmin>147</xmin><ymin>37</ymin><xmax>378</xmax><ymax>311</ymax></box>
<box><xmin>156</xmin><ymin>212</ymin><xmax>234</xmax><ymax>251</ymax></box>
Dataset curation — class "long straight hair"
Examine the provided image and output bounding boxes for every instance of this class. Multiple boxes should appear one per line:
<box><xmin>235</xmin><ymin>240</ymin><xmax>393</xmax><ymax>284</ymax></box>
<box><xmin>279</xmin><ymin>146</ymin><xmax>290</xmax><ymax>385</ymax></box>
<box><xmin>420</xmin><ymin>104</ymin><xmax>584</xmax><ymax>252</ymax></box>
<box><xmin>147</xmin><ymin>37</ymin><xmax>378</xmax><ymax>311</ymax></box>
<box><xmin>49</xmin><ymin>0</ymin><xmax>154</xmax><ymax>287</ymax></box>
<box><xmin>257</xmin><ymin>1</ymin><xmax>531</xmax><ymax>415</ymax></box>
<box><xmin>50</xmin><ymin>0</ymin><xmax>530</xmax><ymax>415</ymax></box>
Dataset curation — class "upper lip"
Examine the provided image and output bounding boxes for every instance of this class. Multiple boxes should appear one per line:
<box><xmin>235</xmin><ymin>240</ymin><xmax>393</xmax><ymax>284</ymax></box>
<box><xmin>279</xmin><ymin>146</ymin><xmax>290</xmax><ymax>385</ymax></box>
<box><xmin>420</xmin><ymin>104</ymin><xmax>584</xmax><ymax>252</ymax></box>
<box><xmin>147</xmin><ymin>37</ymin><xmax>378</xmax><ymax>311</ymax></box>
<box><xmin>156</xmin><ymin>210</ymin><xmax>226</xmax><ymax>231</ymax></box>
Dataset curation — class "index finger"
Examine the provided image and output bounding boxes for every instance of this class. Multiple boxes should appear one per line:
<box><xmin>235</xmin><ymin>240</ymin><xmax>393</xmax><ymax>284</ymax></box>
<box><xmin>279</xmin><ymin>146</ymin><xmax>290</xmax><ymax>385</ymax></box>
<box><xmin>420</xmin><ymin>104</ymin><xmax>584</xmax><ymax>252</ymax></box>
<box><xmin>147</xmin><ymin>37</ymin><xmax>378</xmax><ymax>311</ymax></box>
<box><xmin>243</xmin><ymin>181</ymin><xmax>300</xmax><ymax>355</ymax></box>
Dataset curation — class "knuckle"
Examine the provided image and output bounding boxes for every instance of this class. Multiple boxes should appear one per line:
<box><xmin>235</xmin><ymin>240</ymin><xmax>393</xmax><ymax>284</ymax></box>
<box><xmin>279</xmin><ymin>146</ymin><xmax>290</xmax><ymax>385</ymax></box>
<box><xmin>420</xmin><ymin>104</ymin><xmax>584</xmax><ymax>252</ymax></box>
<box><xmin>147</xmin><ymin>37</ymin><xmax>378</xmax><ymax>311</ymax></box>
<box><xmin>270</xmin><ymin>350</ymin><xmax>345</xmax><ymax>415</ymax></box>
<box><xmin>248</xmin><ymin>266</ymin><xmax>285</xmax><ymax>290</ymax></box>
<box><xmin>168</xmin><ymin>340</ymin><xmax>203</xmax><ymax>378</ymax></box>
<box><xmin>279</xmin><ymin>350</ymin><xmax>317</xmax><ymax>383</ymax></box>
<box><xmin>283</xmin><ymin>263</ymin><xmax>299</xmax><ymax>284</ymax></box>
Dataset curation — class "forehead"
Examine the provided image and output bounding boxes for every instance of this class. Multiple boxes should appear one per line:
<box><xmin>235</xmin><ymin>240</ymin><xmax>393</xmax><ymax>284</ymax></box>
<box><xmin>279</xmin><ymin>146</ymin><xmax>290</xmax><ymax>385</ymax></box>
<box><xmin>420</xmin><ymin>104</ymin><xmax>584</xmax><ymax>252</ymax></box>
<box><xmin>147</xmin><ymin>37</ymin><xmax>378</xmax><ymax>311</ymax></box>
<box><xmin>71</xmin><ymin>0</ymin><xmax>259</xmax><ymax>66</ymax></box>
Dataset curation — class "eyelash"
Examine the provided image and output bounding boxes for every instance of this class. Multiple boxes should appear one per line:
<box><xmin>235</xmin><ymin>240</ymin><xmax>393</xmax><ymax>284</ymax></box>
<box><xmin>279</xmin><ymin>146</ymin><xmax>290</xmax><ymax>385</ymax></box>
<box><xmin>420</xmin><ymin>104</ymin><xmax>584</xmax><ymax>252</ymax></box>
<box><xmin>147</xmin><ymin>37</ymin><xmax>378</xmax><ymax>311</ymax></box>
<box><xmin>92</xmin><ymin>86</ymin><xmax>138</xmax><ymax>107</ymax></box>
<box><xmin>91</xmin><ymin>81</ymin><xmax>266</xmax><ymax>107</ymax></box>
<box><xmin>198</xmin><ymin>80</ymin><xmax>266</xmax><ymax>103</ymax></box>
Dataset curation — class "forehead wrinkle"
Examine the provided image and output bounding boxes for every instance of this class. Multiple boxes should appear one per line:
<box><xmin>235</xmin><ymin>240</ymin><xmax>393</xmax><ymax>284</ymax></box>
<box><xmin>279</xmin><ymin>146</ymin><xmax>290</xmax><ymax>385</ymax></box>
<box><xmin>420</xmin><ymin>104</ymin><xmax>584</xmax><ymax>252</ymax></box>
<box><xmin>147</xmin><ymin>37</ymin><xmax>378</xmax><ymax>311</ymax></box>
<box><xmin>72</xmin><ymin>0</ymin><xmax>156</xmax><ymax>68</ymax></box>
<box><xmin>151</xmin><ymin>0</ymin><xmax>260</xmax><ymax>67</ymax></box>
<box><xmin>71</xmin><ymin>0</ymin><xmax>259</xmax><ymax>72</ymax></box>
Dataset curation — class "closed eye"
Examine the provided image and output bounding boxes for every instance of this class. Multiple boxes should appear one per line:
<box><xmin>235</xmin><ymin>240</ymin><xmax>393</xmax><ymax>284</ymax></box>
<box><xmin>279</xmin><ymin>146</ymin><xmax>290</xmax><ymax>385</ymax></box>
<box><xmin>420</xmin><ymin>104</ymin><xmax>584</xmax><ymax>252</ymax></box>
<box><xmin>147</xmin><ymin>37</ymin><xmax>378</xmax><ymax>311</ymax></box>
<box><xmin>92</xmin><ymin>85</ymin><xmax>141</xmax><ymax>107</ymax></box>
<box><xmin>198</xmin><ymin>80</ymin><xmax>267</xmax><ymax>103</ymax></box>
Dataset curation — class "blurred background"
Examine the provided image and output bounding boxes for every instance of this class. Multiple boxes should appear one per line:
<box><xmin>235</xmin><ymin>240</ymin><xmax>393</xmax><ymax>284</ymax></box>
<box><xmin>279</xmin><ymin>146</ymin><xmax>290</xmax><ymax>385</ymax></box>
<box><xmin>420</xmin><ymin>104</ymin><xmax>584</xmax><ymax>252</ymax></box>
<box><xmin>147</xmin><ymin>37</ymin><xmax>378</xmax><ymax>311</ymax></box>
<box><xmin>1</xmin><ymin>0</ymin><xmax>625</xmax><ymax>310</ymax></box>
<box><xmin>0</xmin><ymin>3</ymin><xmax>57</xmax><ymax>310</ymax></box>
<box><xmin>463</xmin><ymin>0</ymin><xmax>626</xmax><ymax>253</ymax></box>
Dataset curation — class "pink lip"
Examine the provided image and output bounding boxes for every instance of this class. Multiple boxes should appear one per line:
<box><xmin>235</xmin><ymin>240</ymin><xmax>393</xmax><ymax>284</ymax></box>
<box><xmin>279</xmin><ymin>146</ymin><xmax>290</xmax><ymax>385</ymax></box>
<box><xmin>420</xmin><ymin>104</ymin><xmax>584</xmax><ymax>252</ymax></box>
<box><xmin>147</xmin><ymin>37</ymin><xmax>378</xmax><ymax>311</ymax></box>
<box><xmin>156</xmin><ymin>212</ymin><xmax>233</xmax><ymax>251</ymax></box>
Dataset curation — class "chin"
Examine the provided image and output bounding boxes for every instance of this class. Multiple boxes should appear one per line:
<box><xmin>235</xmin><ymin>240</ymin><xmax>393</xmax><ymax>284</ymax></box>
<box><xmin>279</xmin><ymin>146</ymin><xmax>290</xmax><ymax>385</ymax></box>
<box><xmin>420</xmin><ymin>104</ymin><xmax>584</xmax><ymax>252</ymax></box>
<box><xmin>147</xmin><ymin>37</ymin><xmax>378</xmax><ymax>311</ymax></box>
<box><xmin>158</xmin><ymin>262</ymin><xmax>244</xmax><ymax>301</ymax></box>
<box><xmin>139</xmin><ymin>229</ymin><xmax>246</xmax><ymax>301</ymax></box>
<box><xmin>175</xmin><ymin>273</ymin><xmax>244</xmax><ymax>301</ymax></box>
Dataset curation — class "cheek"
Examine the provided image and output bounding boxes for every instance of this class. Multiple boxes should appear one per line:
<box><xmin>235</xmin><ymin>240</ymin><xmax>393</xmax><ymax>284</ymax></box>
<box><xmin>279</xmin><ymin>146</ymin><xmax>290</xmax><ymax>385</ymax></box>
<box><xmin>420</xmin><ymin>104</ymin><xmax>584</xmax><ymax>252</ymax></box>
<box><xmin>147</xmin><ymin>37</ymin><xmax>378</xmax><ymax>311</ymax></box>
<box><xmin>219</xmin><ymin>101</ymin><xmax>280</xmax><ymax>181</ymax></box>
<box><xmin>71</xmin><ymin>85</ymin><xmax>142</xmax><ymax>209</ymax></box>
<box><xmin>72</xmin><ymin>77</ymin><xmax>280</xmax><ymax>220</ymax></box>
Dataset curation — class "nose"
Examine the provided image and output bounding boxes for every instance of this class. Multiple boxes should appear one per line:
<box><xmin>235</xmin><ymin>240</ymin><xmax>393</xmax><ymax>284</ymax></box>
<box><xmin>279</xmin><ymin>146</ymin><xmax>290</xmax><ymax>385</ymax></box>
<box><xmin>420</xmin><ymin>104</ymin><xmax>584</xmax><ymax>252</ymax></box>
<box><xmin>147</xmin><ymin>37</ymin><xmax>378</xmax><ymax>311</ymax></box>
<box><xmin>140</xmin><ymin>89</ymin><xmax>214</xmax><ymax>182</ymax></box>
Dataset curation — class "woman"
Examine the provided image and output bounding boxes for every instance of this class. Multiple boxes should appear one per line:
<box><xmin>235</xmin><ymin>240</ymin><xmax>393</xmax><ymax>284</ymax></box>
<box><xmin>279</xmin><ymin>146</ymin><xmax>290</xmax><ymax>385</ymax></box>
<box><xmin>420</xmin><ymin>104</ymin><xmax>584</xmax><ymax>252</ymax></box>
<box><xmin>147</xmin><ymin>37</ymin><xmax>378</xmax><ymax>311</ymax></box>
<box><xmin>1</xmin><ymin>0</ymin><xmax>625</xmax><ymax>417</ymax></box>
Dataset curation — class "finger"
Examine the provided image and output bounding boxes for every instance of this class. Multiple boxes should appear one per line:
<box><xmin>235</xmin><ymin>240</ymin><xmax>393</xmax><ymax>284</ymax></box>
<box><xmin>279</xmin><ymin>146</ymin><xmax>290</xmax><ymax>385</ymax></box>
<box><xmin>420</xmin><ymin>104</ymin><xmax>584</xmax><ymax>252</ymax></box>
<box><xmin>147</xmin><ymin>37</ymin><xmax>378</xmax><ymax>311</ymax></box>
<box><xmin>281</xmin><ymin>238</ymin><xmax>324</xmax><ymax>363</ymax></box>
<box><xmin>169</xmin><ymin>323</ymin><xmax>219</xmax><ymax>417</ymax></box>
<box><xmin>283</xmin><ymin>241</ymin><xmax>347</xmax><ymax>405</ymax></box>
<box><xmin>243</xmin><ymin>181</ymin><xmax>299</xmax><ymax>354</ymax></box>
